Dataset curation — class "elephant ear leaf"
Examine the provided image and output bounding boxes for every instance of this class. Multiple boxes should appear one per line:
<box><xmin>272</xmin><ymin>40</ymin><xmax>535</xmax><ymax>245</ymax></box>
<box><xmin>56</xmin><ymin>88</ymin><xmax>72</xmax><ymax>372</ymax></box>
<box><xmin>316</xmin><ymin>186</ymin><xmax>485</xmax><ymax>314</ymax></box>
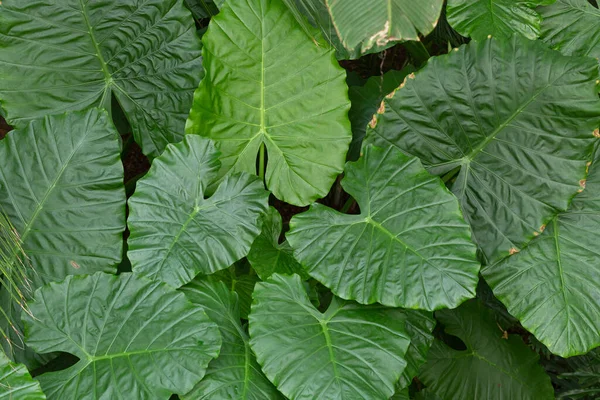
<box><xmin>287</xmin><ymin>145</ymin><xmax>480</xmax><ymax>310</ymax></box>
<box><xmin>249</xmin><ymin>273</ymin><xmax>411</xmax><ymax>400</ymax></box>
<box><xmin>186</xmin><ymin>0</ymin><xmax>351</xmax><ymax>206</ymax></box>
<box><xmin>447</xmin><ymin>0</ymin><xmax>555</xmax><ymax>40</ymax></box>
<box><xmin>247</xmin><ymin>207</ymin><xmax>307</xmax><ymax>280</ymax></box>
<box><xmin>181</xmin><ymin>279</ymin><xmax>282</xmax><ymax>400</ymax></box>
<box><xmin>0</xmin><ymin>350</ymin><xmax>46</xmax><ymax>399</ymax></box>
<box><xmin>366</xmin><ymin>35</ymin><xmax>600</xmax><ymax>264</ymax></box>
<box><xmin>420</xmin><ymin>300</ymin><xmax>554</xmax><ymax>400</ymax></box>
<box><xmin>483</xmin><ymin>149</ymin><xmax>600</xmax><ymax>357</ymax></box>
<box><xmin>127</xmin><ymin>135</ymin><xmax>269</xmax><ymax>288</ymax></box>
<box><xmin>23</xmin><ymin>273</ymin><xmax>221</xmax><ymax>400</ymax></box>
<box><xmin>539</xmin><ymin>0</ymin><xmax>600</xmax><ymax>60</ymax></box>
<box><xmin>0</xmin><ymin>0</ymin><xmax>202</xmax><ymax>157</ymax></box>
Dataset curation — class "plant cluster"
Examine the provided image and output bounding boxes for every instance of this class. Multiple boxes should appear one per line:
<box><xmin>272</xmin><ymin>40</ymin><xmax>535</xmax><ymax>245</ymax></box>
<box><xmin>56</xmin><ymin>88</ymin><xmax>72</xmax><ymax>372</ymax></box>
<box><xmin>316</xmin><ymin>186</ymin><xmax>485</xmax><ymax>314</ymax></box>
<box><xmin>0</xmin><ymin>0</ymin><xmax>599</xmax><ymax>399</ymax></box>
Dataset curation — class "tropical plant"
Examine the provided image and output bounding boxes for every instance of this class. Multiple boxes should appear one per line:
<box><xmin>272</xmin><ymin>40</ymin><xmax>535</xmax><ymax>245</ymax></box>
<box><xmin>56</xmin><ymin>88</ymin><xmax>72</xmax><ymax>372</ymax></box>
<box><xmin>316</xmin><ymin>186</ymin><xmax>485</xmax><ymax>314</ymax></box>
<box><xmin>0</xmin><ymin>0</ymin><xmax>599</xmax><ymax>399</ymax></box>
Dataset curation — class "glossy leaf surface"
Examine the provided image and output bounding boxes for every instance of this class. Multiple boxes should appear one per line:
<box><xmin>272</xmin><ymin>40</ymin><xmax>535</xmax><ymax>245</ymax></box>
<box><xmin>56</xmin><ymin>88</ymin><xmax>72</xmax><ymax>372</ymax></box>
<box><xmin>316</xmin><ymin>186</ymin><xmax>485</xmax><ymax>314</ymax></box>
<box><xmin>288</xmin><ymin>145</ymin><xmax>480</xmax><ymax>310</ymax></box>
<box><xmin>366</xmin><ymin>36</ymin><xmax>600</xmax><ymax>264</ymax></box>
<box><xmin>483</xmin><ymin>150</ymin><xmax>600</xmax><ymax>357</ymax></box>
<box><xmin>0</xmin><ymin>351</ymin><xmax>45</xmax><ymax>399</ymax></box>
<box><xmin>447</xmin><ymin>0</ymin><xmax>554</xmax><ymax>40</ymax></box>
<box><xmin>247</xmin><ymin>207</ymin><xmax>307</xmax><ymax>280</ymax></box>
<box><xmin>539</xmin><ymin>0</ymin><xmax>600</xmax><ymax>60</ymax></box>
<box><xmin>128</xmin><ymin>135</ymin><xmax>269</xmax><ymax>288</ymax></box>
<box><xmin>0</xmin><ymin>0</ymin><xmax>202</xmax><ymax>157</ymax></box>
<box><xmin>420</xmin><ymin>300</ymin><xmax>554</xmax><ymax>400</ymax></box>
<box><xmin>249</xmin><ymin>274</ymin><xmax>410</xmax><ymax>400</ymax></box>
<box><xmin>181</xmin><ymin>279</ymin><xmax>282</xmax><ymax>400</ymax></box>
<box><xmin>186</xmin><ymin>0</ymin><xmax>351</xmax><ymax>206</ymax></box>
<box><xmin>23</xmin><ymin>273</ymin><xmax>221</xmax><ymax>400</ymax></box>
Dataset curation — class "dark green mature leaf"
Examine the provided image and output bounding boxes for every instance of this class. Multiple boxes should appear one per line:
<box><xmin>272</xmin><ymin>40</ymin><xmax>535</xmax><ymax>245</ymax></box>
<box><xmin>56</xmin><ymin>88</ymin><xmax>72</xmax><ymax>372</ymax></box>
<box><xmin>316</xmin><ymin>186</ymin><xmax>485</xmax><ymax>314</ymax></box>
<box><xmin>366</xmin><ymin>35</ymin><xmax>600</xmax><ymax>264</ymax></box>
<box><xmin>247</xmin><ymin>207</ymin><xmax>307</xmax><ymax>280</ymax></box>
<box><xmin>249</xmin><ymin>274</ymin><xmax>411</xmax><ymax>400</ymax></box>
<box><xmin>539</xmin><ymin>0</ymin><xmax>600</xmax><ymax>60</ymax></box>
<box><xmin>483</xmin><ymin>149</ymin><xmax>600</xmax><ymax>357</ymax></box>
<box><xmin>185</xmin><ymin>0</ymin><xmax>224</xmax><ymax>19</ymax></box>
<box><xmin>209</xmin><ymin>262</ymin><xmax>260</xmax><ymax>320</ymax></box>
<box><xmin>398</xmin><ymin>311</ymin><xmax>435</xmax><ymax>390</ymax></box>
<box><xmin>0</xmin><ymin>0</ymin><xmax>202</xmax><ymax>157</ymax></box>
<box><xmin>128</xmin><ymin>135</ymin><xmax>269</xmax><ymax>288</ymax></box>
<box><xmin>23</xmin><ymin>273</ymin><xmax>221</xmax><ymax>400</ymax></box>
<box><xmin>420</xmin><ymin>300</ymin><xmax>554</xmax><ymax>400</ymax></box>
<box><xmin>282</xmin><ymin>0</ymin><xmax>443</xmax><ymax>59</ymax></box>
<box><xmin>181</xmin><ymin>279</ymin><xmax>282</xmax><ymax>400</ymax></box>
<box><xmin>0</xmin><ymin>109</ymin><xmax>125</xmax><ymax>287</ymax></box>
<box><xmin>287</xmin><ymin>145</ymin><xmax>479</xmax><ymax>310</ymax></box>
<box><xmin>0</xmin><ymin>350</ymin><xmax>45</xmax><ymax>399</ymax></box>
<box><xmin>347</xmin><ymin>68</ymin><xmax>413</xmax><ymax>161</ymax></box>
<box><xmin>186</xmin><ymin>0</ymin><xmax>351</xmax><ymax>206</ymax></box>
<box><xmin>447</xmin><ymin>0</ymin><xmax>555</xmax><ymax>40</ymax></box>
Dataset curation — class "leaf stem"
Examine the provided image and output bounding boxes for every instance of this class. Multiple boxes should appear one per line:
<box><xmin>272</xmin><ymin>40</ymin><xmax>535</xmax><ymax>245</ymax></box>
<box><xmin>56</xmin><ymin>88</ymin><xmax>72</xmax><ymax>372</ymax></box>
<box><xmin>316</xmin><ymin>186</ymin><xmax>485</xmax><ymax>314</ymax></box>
<box><xmin>259</xmin><ymin>143</ymin><xmax>265</xmax><ymax>182</ymax></box>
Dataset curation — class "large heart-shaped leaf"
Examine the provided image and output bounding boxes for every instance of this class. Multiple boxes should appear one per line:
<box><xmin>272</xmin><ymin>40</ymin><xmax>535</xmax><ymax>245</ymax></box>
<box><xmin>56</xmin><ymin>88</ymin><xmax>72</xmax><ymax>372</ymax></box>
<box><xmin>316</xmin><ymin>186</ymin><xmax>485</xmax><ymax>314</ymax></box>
<box><xmin>0</xmin><ymin>109</ymin><xmax>125</xmax><ymax>364</ymax></box>
<box><xmin>447</xmin><ymin>0</ymin><xmax>554</xmax><ymax>40</ymax></box>
<box><xmin>249</xmin><ymin>273</ymin><xmax>411</xmax><ymax>400</ymax></box>
<box><xmin>365</xmin><ymin>35</ymin><xmax>600</xmax><ymax>264</ymax></box>
<box><xmin>419</xmin><ymin>300</ymin><xmax>554</xmax><ymax>400</ymax></box>
<box><xmin>185</xmin><ymin>0</ymin><xmax>351</xmax><ymax>206</ymax></box>
<box><xmin>128</xmin><ymin>135</ymin><xmax>269</xmax><ymax>288</ymax></box>
<box><xmin>0</xmin><ymin>0</ymin><xmax>202</xmax><ymax>157</ymax></box>
<box><xmin>0</xmin><ymin>350</ymin><xmax>45</xmax><ymax>399</ymax></box>
<box><xmin>281</xmin><ymin>0</ymin><xmax>443</xmax><ymax>59</ymax></box>
<box><xmin>0</xmin><ymin>109</ymin><xmax>125</xmax><ymax>287</ymax></box>
<box><xmin>347</xmin><ymin>68</ymin><xmax>413</xmax><ymax>161</ymax></box>
<box><xmin>23</xmin><ymin>272</ymin><xmax>221</xmax><ymax>400</ymax></box>
<box><xmin>539</xmin><ymin>0</ymin><xmax>600</xmax><ymax>60</ymax></box>
<box><xmin>247</xmin><ymin>207</ymin><xmax>307</xmax><ymax>280</ymax></box>
<box><xmin>482</xmin><ymin>149</ymin><xmax>600</xmax><ymax>357</ymax></box>
<box><xmin>181</xmin><ymin>278</ymin><xmax>282</xmax><ymax>400</ymax></box>
<box><xmin>287</xmin><ymin>145</ymin><xmax>480</xmax><ymax>310</ymax></box>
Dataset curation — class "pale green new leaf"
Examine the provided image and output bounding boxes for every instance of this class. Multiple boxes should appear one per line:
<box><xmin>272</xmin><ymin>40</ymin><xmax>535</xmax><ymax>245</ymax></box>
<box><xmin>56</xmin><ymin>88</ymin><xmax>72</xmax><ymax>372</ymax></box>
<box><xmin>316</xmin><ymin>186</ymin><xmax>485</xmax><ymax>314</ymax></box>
<box><xmin>0</xmin><ymin>0</ymin><xmax>202</xmax><ymax>157</ymax></box>
<box><xmin>181</xmin><ymin>279</ymin><xmax>282</xmax><ymax>400</ymax></box>
<box><xmin>186</xmin><ymin>0</ymin><xmax>351</xmax><ymax>206</ymax></box>
<box><xmin>539</xmin><ymin>0</ymin><xmax>600</xmax><ymax>60</ymax></box>
<box><xmin>447</xmin><ymin>0</ymin><xmax>555</xmax><ymax>40</ymax></box>
<box><xmin>483</xmin><ymin>149</ymin><xmax>600</xmax><ymax>357</ymax></box>
<box><xmin>287</xmin><ymin>145</ymin><xmax>480</xmax><ymax>310</ymax></box>
<box><xmin>366</xmin><ymin>35</ymin><xmax>600</xmax><ymax>264</ymax></box>
<box><xmin>249</xmin><ymin>273</ymin><xmax>411</xmax><ymax>400</ymax></box>
<box><xmin>420</xmin><ymin>300</ymin><xmax>554</xmax><ymax>400</ymax></box>
<box><xmin>23</xmin><ymin>273</ymin><xmax>221</xmax><ymax>400</ymax></box>
<box><xmin>127</xmin><ymin>135</ymin><xmax>269</xmax><ymax>288</ymax></box>
<box><xmin>282</xmin><ymin>0</ymin><xmax>443</xmax><ymax>59</ymax></box>
<box><xmin>247</xmin><ymin>207</ymin><xmax>307</xmax><ymax>280</ymax></box>
<box><xmin>0</xmin><ymin>350</ymin><xmax>45</xmax><ymax>399</ymax></box>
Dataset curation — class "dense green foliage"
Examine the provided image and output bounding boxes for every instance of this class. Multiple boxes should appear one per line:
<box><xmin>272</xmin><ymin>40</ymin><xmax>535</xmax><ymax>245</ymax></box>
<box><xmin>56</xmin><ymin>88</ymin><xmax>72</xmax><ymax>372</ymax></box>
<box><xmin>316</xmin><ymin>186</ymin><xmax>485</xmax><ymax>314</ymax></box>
<box><xmin>0</xmin><ymin>0</ymin><xmax>600</xmax><ymax>399</ymax></box>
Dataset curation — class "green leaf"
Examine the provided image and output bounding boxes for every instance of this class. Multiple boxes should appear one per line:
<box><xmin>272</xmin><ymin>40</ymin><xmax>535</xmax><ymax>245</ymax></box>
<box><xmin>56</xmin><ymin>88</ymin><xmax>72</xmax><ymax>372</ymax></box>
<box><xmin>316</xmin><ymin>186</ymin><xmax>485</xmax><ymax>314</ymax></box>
<box><xmin>0</xmin><ymin>0</ymin><xmax>202</xmax><ymax>157</ymax></box>
<box><xmin>347</xmin><ymin>68</ymin><xmax>413</xmax><ymax>161</ymax></box>
<box><xmin>247</xmin><ymin>207</ymin><xmax>307</xmax><ymax>280</ymax></box>
<box><xmin>282</xmin><ymin>0</ymin><xmax>443</xmax><ymax>59</ymax></box>
<box><xmin>420</xmin><ymin>300</ymin><xmax>554</xmax><ymax>400</ymax></box>
<box><xmin>0</xmin><ymin>350</ymin><xmax>46</xmax><ymax>399</ymax></box>
<box><xmin>482</xmin><ymin>149</ymin><xmax>600</xmax><ymax>357</ymax></box>
<box><xmin>127</xmin><ymin>135</ymin><xmax>269</xmax><ymax>288</ymax></box>
<box><xmin>181</xmin><ymin>279</ymin><xmax>282</xmax><ymax>400</ymax></box>
<box><xmin>398</xmin><ymin>311</ymin><xmax>435</xmax><ymax>390</ymax></box>
<box><xmin>539</xmin><ymin>0</ymin><xmax>600</xmax><ymax>60</ymax></box>
<box><xmin>185</xmin><ymin>0</ymin><xmax>224</xmax><ymax>19</ymax></box>
<box><xmin>249</xmin><ymin>273</ymin><xmax>411</xmax><ymax>400</ymax></box>
<box><xmin>23</xmin><ymin>272</ymin><xmax>221</xmax><ymax>400</ymax></box>
<box><xmin>287</xmin><ymin>145</ymin><xmax>479</xmax><ymax>310</ymax></box>
<box><xmin>366</xmin><ymin>35</ymin><xmax>600</xmax><ymax>264</ymax></box>
<box><xmin>0</xmin><ymin>109</ymin><xmax>125</xmax><ymax>364</ymax></box>
<box><xmin>185</xmin><ymin>0</ymin><xmax>351</xmax><ymax>206</ymax></box>
<box><xmin>209</xmin><ymin>262</ymin><xmax>260</xmax><ymax>320</ymax></box>
<box><xmin>447</xmin><ymin>0</ymin><xmax>555</xmax><ymax>40</ymax></box>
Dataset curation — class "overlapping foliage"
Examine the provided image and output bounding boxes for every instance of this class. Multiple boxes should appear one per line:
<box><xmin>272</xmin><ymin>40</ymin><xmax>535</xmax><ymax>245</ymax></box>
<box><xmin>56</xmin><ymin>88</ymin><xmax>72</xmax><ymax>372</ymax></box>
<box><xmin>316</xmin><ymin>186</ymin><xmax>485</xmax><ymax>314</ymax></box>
<box><xmin>0</xmin><ymin>0</ymin><xmax>600</xmax><ymax>399</ymax></box>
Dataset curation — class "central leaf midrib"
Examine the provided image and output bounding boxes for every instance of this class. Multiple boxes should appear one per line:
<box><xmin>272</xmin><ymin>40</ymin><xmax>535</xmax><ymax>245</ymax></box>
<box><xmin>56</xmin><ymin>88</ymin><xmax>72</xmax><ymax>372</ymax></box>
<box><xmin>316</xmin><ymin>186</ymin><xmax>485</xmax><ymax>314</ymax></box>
<box><xmin>79</xmin><ymin>0</ymin><xmax>112</xmax><ymax>98</ymax></box>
